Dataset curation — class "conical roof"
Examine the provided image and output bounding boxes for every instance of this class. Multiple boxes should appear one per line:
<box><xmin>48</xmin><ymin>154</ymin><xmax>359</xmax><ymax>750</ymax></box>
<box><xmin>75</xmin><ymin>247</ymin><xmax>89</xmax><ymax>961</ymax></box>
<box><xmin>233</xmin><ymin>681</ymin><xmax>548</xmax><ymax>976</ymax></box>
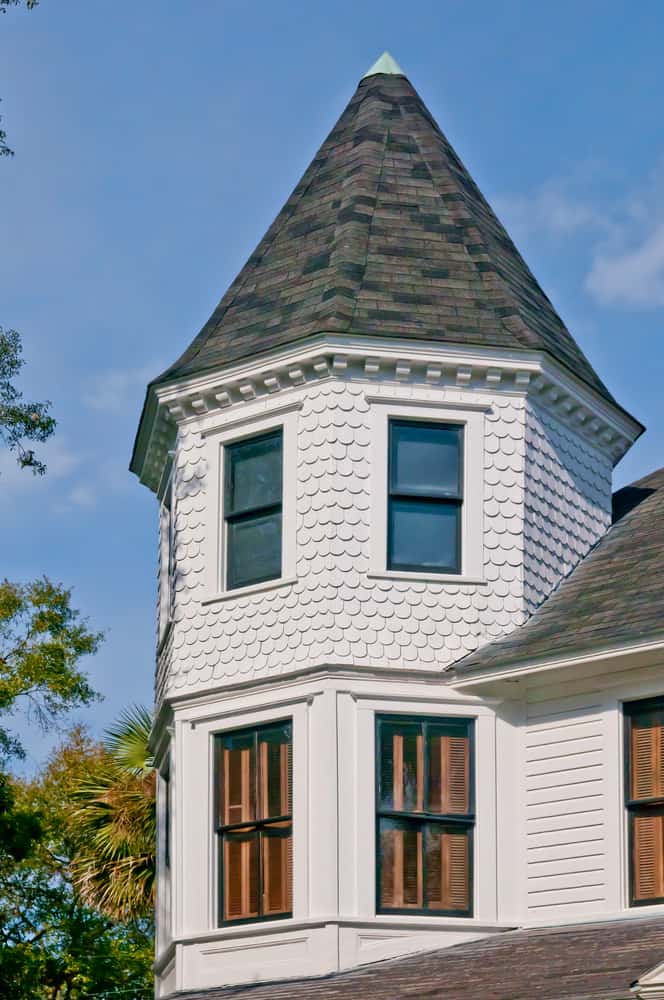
<box><xmin>156</xmin><ymin>60</ymin><xmax>614</xmax><ymax>403</ymax></box>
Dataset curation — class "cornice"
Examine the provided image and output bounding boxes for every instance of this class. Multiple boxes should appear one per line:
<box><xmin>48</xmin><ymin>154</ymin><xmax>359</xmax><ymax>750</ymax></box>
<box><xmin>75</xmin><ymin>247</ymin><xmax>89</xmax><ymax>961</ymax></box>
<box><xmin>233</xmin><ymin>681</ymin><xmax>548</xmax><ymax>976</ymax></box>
<box><xmin>132</xmin><ymin>334</ymin><xmax>643</xmax><ymax>493</ymax></box>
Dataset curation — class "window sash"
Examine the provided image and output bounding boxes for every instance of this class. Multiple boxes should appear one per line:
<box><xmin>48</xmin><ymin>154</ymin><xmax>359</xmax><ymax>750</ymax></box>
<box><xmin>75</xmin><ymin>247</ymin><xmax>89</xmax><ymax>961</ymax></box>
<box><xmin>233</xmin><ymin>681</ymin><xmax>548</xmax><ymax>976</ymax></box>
<box><xmin>387</xmin><ymin>420</ymin><xmax>463</xmax><ymax>574</ymax></box>
<box><xmin>215</xmin><ymin>722</ymin><xmax>293</xmax><ymax>925</ymax></box>
<box><xmin>223</xmin><ymin>429</ymin><xmax>283</xmax><ymax>591</ymax></box>
<box><xmin>625</xmin><ymin>698</ymin><xmax>664</xmax><ymax>906</ymax></box>
<box><xmin>376</xmin><ymin>715</ymin><xmax>474</xmax><ymax>917</ymax></box>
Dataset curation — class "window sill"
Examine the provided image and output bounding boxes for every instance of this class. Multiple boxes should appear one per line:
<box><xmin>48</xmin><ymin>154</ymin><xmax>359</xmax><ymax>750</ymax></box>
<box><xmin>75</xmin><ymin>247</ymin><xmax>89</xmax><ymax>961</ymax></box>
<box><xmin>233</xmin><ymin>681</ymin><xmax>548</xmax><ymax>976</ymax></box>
<box><xmin>367</xmin><ymin>570</ymin><xmax>486</xmax><ymax>586</ymax></box>
<box><xmin>202</xmin><ymin>576</ymin><xmax>297</xmax><ymax>605</ymax></box>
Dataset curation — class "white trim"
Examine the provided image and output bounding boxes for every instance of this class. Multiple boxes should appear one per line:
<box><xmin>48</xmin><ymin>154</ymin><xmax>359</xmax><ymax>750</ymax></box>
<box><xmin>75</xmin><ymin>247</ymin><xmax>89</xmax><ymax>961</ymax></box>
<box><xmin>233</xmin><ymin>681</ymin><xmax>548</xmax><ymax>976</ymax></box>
<box><xmin>452</xmin><ymin>637</ymin><xmax>664</xmax><ymax>688</ymax></box>
<box><xmin>367</xmin><ymin>396</ymin><xmax>485</xmax><ymax>581</ymax></box>
<box><xmin>202</xmin><ymin>407</ymin><xmax>298</xmax><ymax>600</ymax></box>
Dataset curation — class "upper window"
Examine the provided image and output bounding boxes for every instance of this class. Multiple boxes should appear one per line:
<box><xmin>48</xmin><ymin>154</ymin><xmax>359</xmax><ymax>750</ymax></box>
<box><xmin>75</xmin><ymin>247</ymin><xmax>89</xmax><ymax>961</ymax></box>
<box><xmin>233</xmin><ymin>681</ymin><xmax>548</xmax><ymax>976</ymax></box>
<box><xmin>224</xmin><ymin>430</ymin><xmax>283</xmax><ymax>591</ymax></box>
<box><xmin>624</xmin><ymin>697</ymin><xmax>664</xmax><ymax>906</ymax></box>
<box><xmin>387</xmin><ymin>420</ymin><xmax>463</xmax><ymax>575</ymax></box>
<box><xmin>215</xmin><ymin>721</ymin><xmax>292</xmax><ymax>924</ymax></box>
<box><xmin>376</xmin><ymin>715</ymin><xmax>474</xmax><ymax>916</ymax></box>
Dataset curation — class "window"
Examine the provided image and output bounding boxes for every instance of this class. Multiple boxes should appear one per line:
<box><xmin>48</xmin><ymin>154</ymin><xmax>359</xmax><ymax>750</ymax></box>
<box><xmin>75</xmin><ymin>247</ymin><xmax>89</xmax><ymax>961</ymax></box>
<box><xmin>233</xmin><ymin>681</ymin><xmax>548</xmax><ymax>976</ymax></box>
<box><xmin>387</xmin><ymin>420</ymin><xmax>463</xmax><ymax>574</ymax></box>
<box><xmin>215</xmin><ymin>721</ymin><xmax>292</xmax><ymax>924</ymax></box>
<box><xmin>224</xmin><ymin>430</ymin><xmax>283</xmax><ymax>591</ymax></box>
<box><xmin>625</xmin><ymin>698</ymin><xmax>664</xmax><ymax>906</ymax></box>
<box><xmin>376</xmin><ymin>715</ymin><xmax>474</xmax><ymax>916</ymax></box>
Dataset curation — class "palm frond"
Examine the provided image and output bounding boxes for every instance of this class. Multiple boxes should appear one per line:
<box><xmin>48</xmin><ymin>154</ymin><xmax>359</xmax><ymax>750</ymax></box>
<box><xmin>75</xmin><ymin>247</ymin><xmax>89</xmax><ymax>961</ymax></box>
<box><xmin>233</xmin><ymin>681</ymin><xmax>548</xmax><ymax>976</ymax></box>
<box><xmin>103</xmin><ymin>704</ymin><xmax>154</xmax><ymax>776</ymax></box>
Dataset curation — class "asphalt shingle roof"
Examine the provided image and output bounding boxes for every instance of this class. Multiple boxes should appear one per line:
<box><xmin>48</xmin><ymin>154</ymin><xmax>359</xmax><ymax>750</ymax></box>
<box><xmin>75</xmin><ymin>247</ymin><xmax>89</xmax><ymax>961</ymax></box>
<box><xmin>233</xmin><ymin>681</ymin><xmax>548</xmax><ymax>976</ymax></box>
<box><xmin>455</xmin><ymin>466</ymin><xmax>664</xmax><ymax>675</ymax></box>
<box><xmin>155</xmin><ymin>70</ymin><xmax>614</xmax><ymax>406</ymax></box>
<box><xmin>168</xmin><ymin>916</ymin><xmax>664</xmax><ymax>999</ymax></box>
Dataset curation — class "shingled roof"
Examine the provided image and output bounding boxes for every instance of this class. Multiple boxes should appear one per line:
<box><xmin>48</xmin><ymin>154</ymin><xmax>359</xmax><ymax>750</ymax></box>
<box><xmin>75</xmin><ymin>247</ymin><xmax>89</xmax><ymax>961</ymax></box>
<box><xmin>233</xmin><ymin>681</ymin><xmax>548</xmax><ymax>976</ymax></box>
<box><xmin>167</xmin><ymin>916</ymin><xmax>664</xmax><ymax>999</ymax></box>
<box><xmin>154</xmin><ymin>56</ymin><xmax>615</xmax><ymax>405</ymax></box>
<box><xmin>455</xmin><ymin>466</ymin><xmax>664</xmax><ymax>676</ymax></box>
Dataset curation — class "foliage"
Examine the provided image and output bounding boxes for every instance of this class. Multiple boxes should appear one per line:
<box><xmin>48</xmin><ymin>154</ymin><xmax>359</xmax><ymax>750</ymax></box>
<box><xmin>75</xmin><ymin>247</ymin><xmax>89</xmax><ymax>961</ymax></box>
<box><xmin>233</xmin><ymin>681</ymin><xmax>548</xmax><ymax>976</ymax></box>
<box><xmin>0</xmin><ymin>729</ymin><xmax>153</xmax><ymax>999</ymax></box>
<box><xmin>0</xmin><ymin>577</ymin><xmax>101</xmax><ymax>763</ymax></box>
<box><xmin>71</xmin><ymin>706</ymin><xmax>156</xmax><ymax>922</ymax></box>
<box><xmin>0</xmin><ymin>328</ymin><xmax>56</xmax><ymax>475</ymax></box>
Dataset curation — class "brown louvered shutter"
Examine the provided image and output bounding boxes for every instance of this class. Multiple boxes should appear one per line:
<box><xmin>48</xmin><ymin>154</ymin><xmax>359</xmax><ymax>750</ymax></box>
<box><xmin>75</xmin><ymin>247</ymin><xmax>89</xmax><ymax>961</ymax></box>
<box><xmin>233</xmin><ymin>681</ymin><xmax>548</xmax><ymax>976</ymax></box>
<box><xmin>428</xmin><ymin>730</ymin><xmax>470</xmax><ymax>814</ymax></box>
<box><xmin>631</xmin><ymin>714</ymin><xmax>664</xmax><ymax>800</ymax></box>
<box><xmin>425</xmin><ymin>826</ymin><xmax>470</xmax><ymax>911</ymax></box>
<box><xmin>379</xmin><ymin>822</ymin><xmax>422</xmax><ymax>909</ymax></box>
<box><xmin>633</xmin><ymin>813</ymin><xmax>664</xmax><ymax>901</ymax></box>
<box><xmin>224</xmin><ymin>832</ymin><xmax>259</xmax><ymax>921</ymax></box>
<box><xmin>224</xmin><ymin>744</ymin><xmax>254</xmax><ymax>826</ymax></box>
<box><xmin>263</xmin><ymin>825</ymin><xmax>292</xmax><ymax>914</ymax></box>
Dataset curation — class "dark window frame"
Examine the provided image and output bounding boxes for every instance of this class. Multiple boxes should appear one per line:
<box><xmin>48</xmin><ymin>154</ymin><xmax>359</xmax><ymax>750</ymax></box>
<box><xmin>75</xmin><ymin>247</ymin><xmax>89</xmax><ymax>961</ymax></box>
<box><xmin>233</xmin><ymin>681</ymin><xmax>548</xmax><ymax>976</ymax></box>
<box><xmin>387</xmin><ymin>419</ymin><xmax>464</xmax><ymax>575</ymax></box>
<box><xmin>375</xmin><ymin>713</ymin><xmax>475</xmax><ymax>918</ymax></box>
<box><xmin>223</xmin><ymin>428</ymin><xmax>283</xmax><ymax>591</ymax></box>
<box><xmin>624</xmin><ymin>696</ymin><xmax>664</xmax><ymax>907</ymax></box>
<box><xmin>214</xmin><ymin>719</ymin><xmax>293</xmax><ymax>927</ymax></box>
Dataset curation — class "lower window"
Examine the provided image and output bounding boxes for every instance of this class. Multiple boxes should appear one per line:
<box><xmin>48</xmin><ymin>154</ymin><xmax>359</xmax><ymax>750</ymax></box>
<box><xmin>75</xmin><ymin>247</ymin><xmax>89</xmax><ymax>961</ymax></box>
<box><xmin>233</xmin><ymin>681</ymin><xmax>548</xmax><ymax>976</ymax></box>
<box><xmin>625</xmin><ymin>697</ymin><xmax>664</xmax><ymax>906</ymax></box>
<box><xmin>375</xmin><ymin>715</ymin><xmax>474</xmax><ymax>916</ymax></box>
<box><xmin>215</xmin><ymin>721</ymin><xmax>292</xmax><ymax>924</ymax></box>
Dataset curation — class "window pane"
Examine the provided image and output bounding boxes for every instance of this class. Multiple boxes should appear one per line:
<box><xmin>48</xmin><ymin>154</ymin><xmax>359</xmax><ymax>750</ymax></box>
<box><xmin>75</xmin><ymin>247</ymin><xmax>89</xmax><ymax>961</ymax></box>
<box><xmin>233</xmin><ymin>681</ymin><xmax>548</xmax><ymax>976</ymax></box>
<box><xmin>632</xmin><ymin>810</ymin><xmax>664</xmax><ymax>902</ymax></box>
<box><xmin>379</xmin><ymin>722</ymin><xmax>423</xmax><ymax>812</ymax></box>
<box><xmin>425</xmin><ymin>824</ymin><xmax>471</xmax><ymax>913</ymax></box>
<box><xmin>223</xmin><ymin>830</ymin><xmax>259</xmax><ymax>921</ymax></box>
<box><xmin>226</xmin><ymin>431</ymin><xmax>282</xmax><ymax>515</ymax></box>
<box><xmin>262</xmin><ymin>823</ymin><xmax>292</xmax><ymax>915</ymax></box>
<box><xmin>388</xmin><ymin>498</ymin><xmax>460</xmax><ymax>573</ymax></box>
<box><xmin>258</xmin><ymin>725</ymin><xmax>292</xmax><ymax>819</ymax></box>
<box><xmin>220</xmin><ymin>732</ymin><xmax>255</xmax><ymax>826</ymax></box>
<box><xmin>427</xmin><ymin>725</ymin><xmax>471</xmax><ymax>815</ymax></box>
<box><xmin>378</xmin><ymin>818</ymin><xmax>422</xmax><ymax>909</ymax></box>
<box><xmin>390</xmin><ymin>421</ymin><xmax>462</xmax><ymax>498</ymax></box>
<box><xmin>227</xmin><ymin>510</ymin><xmax>282</xmax><ymax>590</ymax></box>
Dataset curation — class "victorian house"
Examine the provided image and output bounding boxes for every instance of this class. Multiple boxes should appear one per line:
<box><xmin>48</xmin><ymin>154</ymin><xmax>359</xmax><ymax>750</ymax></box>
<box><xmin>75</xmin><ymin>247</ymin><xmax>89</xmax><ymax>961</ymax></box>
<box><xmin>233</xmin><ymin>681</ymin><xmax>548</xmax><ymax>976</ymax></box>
<box><xmin>131</xmin><ymin>54</ymin><xmax>664</xmax><ymax>999</ymax></box>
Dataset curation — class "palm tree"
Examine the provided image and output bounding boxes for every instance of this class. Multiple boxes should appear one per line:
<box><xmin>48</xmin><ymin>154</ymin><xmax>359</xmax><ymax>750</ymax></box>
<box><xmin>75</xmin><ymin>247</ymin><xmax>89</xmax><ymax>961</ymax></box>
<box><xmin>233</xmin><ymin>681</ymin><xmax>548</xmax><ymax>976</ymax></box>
<box><xmin>70</xmin><ymin>705</ymin><xmax>156</xmax><ymax>921</ymax></box>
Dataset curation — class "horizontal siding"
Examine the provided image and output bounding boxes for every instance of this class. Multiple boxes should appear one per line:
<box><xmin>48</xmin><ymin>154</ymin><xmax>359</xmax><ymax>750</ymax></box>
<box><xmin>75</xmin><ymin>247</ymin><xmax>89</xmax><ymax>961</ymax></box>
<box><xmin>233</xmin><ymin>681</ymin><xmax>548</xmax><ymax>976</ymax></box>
<box><xmin>525</xmin><ymin>691</ymin><xmax>607</xmax><ymax>917</ymax></box>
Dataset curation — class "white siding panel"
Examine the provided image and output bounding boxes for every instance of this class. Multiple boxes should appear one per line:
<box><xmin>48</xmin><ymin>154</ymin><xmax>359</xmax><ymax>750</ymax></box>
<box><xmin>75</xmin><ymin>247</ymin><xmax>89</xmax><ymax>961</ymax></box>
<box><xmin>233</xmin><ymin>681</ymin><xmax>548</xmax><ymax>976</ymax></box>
<box><xmin>525</xmin><ymin>690</ymin><xmax>608</xmax><ymax>919</ymax></box>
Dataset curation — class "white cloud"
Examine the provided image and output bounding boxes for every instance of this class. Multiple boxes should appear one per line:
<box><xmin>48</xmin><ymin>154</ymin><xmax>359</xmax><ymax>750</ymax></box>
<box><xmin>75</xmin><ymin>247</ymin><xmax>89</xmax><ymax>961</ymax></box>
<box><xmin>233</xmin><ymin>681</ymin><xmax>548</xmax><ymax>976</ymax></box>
<box><xmin>68</xmin><ymin>484</ymin><xmax>97</xmax><ymax>508</ymax></box>
<box><xmin>494</xmin><ymin>183</ymin><xmax>604</xmax><ymax>242</ymax></box>
<box><xmin>586</xmin><ymin>224</ymin><xmax>664</xmax><ymax>307</ymax></box>
<box><xmin>0</xmin><ymin>437</ymin><xmax>81</xmax><ymax>497</ymax></box>
<box><xmin>83</xmin><ymin>362</ymin><xmax>161</xmax><ymax>415</ymax></box>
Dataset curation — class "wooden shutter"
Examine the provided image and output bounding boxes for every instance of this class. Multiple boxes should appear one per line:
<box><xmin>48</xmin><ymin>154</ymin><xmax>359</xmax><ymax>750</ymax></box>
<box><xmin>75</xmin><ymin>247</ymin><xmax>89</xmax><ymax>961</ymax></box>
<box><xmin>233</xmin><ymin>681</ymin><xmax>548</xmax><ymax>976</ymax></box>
<box><xmin>428</xmin><ymin>731</ymin><xmax>470</xmax><ymax>814</ymax></box>
<box><xmin>379</xmin><ymin>822</ymin><xmax>422</xmax><ymax>909</ymax></box>
<box><xmin>391</xmin><ymin>730</ymin><xmax>423</xmax><ymax>813</ymax></box>
<box><xmin>633</xmin><ymin>812</ymin><xmax>664</xmax><ymax>901</ymax></box>
<box><xmin>631</xmin><ymin>715</ymin><xmax>664</xmax><ymax>800</ymax></box>
<box><xmin>263</xmin><ymin>826</ymin><xmax>292</xmax><ymax>914</ymax></box>
<box><xmin>259</xmin><ymin>736</ymin><xmax>291</xmax><ymax>818</ymax></box>
<box><xmin>224</xmin><ymin>832</ymin><xmax>259</xmax><ymax>920</ymax></box>
<box><xmin>426</xmin><ymin>827</ymin><xmax>470</xmax><ymax>912</ymax></box>
<box><xmin>224</xmin><ymin>745</ymin><xmax>254</xmax><ymax>825</ymax></box>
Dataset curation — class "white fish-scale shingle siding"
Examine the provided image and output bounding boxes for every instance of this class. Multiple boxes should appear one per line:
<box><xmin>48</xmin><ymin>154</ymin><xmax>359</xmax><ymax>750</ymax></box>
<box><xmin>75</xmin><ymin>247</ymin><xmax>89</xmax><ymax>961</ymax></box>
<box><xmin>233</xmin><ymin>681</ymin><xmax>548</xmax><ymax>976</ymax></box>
<box><xmin>155</xmin><ymin>378</ymin><xmax>614</xmax><ymax>698</ymax></box>
<box><xmin>523</xmin><ymin>402</ymin><xmax>613</xmax><ymax>615</ymax></box>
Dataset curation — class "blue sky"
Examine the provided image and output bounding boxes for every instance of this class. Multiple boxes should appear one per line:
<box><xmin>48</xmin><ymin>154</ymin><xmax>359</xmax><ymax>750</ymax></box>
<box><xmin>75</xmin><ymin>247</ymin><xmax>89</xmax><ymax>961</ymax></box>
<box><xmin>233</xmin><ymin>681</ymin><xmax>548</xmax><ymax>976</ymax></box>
<box><xmin>2</xmin><ymin>1</ymin><xmax>662</xmax><ymax>769</ymax></box>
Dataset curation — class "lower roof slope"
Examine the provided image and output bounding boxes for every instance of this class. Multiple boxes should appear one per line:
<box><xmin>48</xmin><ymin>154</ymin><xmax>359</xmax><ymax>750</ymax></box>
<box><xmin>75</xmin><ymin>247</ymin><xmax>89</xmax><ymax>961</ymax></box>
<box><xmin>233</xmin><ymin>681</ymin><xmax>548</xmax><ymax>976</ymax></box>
<box><xmin>168</xmin><ymin>916</ymin><xmax>664</xmax><ymax>999</ymax></box>
<box><xmin>156</xmin><ymin>69</ymin><xmax>615</xmax><ymax>409</ymax></box>
<box><xmin>455</xmin><ymin>466</ymin><xmax>664</xmax><ymax>676</ymax></box>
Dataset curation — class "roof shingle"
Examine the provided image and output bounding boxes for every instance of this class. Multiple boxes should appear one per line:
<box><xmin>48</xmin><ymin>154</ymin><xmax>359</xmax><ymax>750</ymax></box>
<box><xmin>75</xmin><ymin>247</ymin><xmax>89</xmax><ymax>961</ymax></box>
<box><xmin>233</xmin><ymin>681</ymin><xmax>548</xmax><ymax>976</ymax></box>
<box><xmin>155</xmin><ymin>71</ymin><xmax>615</xmax><ymax>407</ymax></box>
<box><xmin>455</xmin><ymin>466</ymin><xmax>664</xmax><ymax>675</ymax></box>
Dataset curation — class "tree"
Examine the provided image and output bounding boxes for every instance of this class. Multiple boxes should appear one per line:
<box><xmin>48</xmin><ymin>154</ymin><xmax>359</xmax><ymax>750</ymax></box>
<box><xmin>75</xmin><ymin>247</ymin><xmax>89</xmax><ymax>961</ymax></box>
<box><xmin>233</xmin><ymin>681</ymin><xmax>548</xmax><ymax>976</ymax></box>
<box><xmin>0</xmin><ymin>329</ymin><xmax>55</xmax><ymax>475</ymax></box>
<box><xmin>71</xmin><ymin>706</ymin><xmax>156</xmax><ymax>921</ymax></box>
<box><xmin>0</xmin><ymin>729</ymin><xmax>153</xmax><ymax>999</ymax></box>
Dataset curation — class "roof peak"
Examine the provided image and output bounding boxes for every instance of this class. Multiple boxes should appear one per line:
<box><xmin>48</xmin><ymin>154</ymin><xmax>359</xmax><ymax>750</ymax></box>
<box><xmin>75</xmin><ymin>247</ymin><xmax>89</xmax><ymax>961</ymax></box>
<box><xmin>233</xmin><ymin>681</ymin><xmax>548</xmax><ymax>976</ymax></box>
<box><xmin>362</xmin><ymin>51</ymin><xmax>405</xmax><ymax>79</ymax></box>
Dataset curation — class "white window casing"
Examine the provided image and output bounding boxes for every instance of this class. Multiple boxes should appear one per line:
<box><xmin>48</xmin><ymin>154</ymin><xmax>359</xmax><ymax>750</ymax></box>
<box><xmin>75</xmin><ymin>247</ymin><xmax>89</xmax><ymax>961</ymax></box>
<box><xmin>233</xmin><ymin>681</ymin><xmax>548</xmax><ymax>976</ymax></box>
<box><xmin>367</xmin><ymin>397</ymin><xmax>487</xmax><ymax>583</ymax></box>
<box><xmin>202</xmin><ymin>404</ymin><xmax>300</xmax><ymax>602</ymax></box>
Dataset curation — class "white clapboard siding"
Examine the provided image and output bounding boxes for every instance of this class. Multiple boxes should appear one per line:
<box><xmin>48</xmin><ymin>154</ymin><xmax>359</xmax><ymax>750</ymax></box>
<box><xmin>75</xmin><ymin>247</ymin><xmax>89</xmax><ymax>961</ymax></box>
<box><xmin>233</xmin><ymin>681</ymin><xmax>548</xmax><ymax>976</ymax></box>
<box><xmin>525</xmin><ymin>690</ymin><xmax>607</xmax><ymax>918</ymax></box>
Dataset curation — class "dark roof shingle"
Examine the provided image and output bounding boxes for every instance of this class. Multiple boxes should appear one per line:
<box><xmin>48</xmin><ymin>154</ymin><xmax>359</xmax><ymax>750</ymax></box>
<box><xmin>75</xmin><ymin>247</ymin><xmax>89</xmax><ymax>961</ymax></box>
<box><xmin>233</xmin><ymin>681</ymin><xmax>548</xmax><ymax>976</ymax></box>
<box><xmin>455</xmin><ymin>466</ymin><xmax>664</xmax><ymax>675</ymax></box>
<box><xmin>168</xmin><ymin>916</ymin><xmax>664</xmax><ymax>999</ymax></box>
<box><xmin>155</xmin><ymin>71</ymin><xmax>615</xmax><ymax>406</ymax></box>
